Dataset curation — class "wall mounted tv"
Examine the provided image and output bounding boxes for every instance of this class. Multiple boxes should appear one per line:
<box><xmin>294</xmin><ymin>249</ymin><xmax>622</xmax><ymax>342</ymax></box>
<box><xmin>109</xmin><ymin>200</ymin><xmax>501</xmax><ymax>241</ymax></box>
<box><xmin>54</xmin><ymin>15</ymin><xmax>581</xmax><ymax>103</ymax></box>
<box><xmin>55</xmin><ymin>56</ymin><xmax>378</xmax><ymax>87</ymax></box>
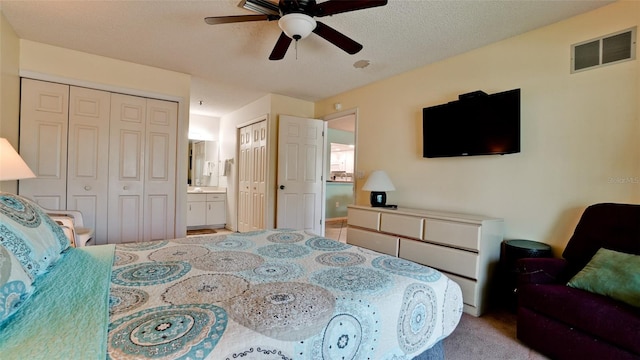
<box><xmin>422</xmin><ymin>88</ymin><xmax>521</xmax><ymax>158</ymax></box>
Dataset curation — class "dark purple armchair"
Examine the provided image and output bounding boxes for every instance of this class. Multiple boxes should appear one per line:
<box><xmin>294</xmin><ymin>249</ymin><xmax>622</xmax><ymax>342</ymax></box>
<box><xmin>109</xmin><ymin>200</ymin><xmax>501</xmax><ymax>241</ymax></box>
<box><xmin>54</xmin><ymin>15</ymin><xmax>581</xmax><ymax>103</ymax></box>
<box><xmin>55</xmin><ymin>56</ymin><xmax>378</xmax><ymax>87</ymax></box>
<box><xmin>516</xmin><ymin>203</ymin><xmax>640</xmax><ymax>360</ymax></box>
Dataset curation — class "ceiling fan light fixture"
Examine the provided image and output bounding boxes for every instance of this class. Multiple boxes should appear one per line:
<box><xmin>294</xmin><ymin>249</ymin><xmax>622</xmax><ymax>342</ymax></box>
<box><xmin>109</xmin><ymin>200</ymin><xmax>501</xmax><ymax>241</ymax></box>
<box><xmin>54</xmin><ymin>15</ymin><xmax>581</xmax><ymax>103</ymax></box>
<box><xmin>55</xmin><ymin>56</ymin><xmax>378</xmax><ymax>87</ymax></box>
<box><xmin>278</xmin><ymin>13</ymin><xmax>317</xmax><ymax>40</ymax></box>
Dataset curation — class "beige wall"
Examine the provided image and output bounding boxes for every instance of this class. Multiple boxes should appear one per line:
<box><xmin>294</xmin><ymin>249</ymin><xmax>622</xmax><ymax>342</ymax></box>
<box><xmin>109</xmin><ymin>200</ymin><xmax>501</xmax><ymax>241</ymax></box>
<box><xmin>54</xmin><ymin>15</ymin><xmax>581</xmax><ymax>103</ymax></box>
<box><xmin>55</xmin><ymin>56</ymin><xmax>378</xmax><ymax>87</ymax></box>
<box><xmin>189</xmin><ymin>114</ymin><xmax>221</xmax><ymax>141</ymax></box>
<box><xmin>315</xmin><ymin>1</ymin><xmax>640</xmax><ymax>253</ymax></box>
<box><xmin>19</xmin><ymin>40</ymin><xmax>191</xmax><ymax>100</ymax></box>
<box><xmin>0</xmin><ymin>11</ymin><xmax>21</xmax><ymax>193</ymax></box>
<box><xmin>219</xmin><ymin>93</ymin><xmax>314</xmax><ymax>231</ymax></box>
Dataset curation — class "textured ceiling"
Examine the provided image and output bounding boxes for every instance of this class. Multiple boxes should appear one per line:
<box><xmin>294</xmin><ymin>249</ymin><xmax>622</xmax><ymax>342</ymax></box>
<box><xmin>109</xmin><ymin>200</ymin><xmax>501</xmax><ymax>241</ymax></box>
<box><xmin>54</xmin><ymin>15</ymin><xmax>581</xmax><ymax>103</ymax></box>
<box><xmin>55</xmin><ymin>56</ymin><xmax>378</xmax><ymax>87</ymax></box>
<box><xmin>1</xmin><ymin>0</ymin><xmax>613</xmax><ymax>117</ymax></box>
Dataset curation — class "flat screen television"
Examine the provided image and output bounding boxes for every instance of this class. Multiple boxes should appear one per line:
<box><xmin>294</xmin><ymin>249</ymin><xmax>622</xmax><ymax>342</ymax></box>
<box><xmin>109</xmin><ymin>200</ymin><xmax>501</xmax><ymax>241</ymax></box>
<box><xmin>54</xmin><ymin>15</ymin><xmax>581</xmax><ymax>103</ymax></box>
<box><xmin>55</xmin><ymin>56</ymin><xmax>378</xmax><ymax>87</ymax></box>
<box><xmin>422</xmin><ymin>88</ymin><xmax>520</xmax><ymax>158</ymax></box>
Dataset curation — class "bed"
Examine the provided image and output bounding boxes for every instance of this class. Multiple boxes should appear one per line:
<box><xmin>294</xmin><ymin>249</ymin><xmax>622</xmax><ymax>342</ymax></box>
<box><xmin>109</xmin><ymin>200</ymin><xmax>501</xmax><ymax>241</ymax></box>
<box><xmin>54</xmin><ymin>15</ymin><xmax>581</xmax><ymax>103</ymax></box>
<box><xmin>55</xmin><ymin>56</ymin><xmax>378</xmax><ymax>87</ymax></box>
<box><xmin>0</xmin><ymin>193</ymin><xmax>463</xmax><ymax>359</ymax></box>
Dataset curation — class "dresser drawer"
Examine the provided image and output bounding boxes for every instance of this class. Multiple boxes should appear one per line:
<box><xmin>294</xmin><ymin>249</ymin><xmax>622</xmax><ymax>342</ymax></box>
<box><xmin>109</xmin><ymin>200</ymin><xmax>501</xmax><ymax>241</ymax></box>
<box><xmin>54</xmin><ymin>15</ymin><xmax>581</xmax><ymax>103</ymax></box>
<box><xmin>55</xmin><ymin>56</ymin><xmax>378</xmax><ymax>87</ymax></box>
<box><xmin>187</xmin><ymin>193</ymin><xmax>206</xmax><ymax>202</ymax></box>
<box><xmin>347</xmin><ymin>227</ymin><xmax>398</xmax><ymax>256</ymax></box>
<box><xmin>399</xmin><ymin>239</ymin><xmax>478</xmax><ymax>279</ymax></box>
<box><xmin>443</xmin><ymin>271</ymin><xmax>478</xmax><ymax>308</ymax></box>
<box><xmin>347</xmin><ymin>208</ymin><xmax>380</xmax><ymax>230</ymax></box>
<box><xmin>380</xmin><ymin>213</ymin><xmax>423</xmax><ymax>239</ymax></box>
<box><xmin>424</xmin><ymin>219</ymin><xmax>481</xmax><ymax>251</ymax></box>
<box><xmin>206</xmin><ymin>193</ymin><xmax>225</xmax><ymax>201</ymax></box>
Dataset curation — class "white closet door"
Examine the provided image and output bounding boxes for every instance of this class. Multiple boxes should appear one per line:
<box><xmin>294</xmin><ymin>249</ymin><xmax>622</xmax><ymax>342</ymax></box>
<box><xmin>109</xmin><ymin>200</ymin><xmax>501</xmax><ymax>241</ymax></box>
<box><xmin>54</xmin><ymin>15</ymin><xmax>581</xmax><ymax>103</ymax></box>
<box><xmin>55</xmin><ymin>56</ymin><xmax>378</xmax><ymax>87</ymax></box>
<box><xmin>237</xmin><ymin>124</ymin><xmax>252</xmax><ymax>232</ymax></box>
<box><xmin>143</xmin><ymin>98</ymin><xmax>177</xmax><ymax>241</ymax></box>
<box><xmin>67</xmin><ymin>86</ymin><xmax>110</xmax><ymax>244</ymax></box>
<box><xmin>18</xmin><ymin>79</ymin><xmax>69</xmax><ymax>210</ymax></box>
<box><xmin>108</xmin><ymin>93</ymin><xmax>146</xmax><ymax>244</ymax></box>
<box><xmin>250</xmin><ymin>121</ymin><xmax>267</xmax><ymax>231</ymax></box>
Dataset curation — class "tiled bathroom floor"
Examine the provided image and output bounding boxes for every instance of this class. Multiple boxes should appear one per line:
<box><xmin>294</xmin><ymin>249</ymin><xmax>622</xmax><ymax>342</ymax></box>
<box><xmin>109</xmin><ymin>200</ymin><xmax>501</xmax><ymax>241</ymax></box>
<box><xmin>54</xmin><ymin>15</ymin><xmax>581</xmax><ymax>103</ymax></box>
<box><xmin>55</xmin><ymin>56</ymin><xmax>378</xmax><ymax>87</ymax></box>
<box><xmin>324</xmin><ymin>218</ymin><xmax>347</xmax><ymax>243</ymax></box>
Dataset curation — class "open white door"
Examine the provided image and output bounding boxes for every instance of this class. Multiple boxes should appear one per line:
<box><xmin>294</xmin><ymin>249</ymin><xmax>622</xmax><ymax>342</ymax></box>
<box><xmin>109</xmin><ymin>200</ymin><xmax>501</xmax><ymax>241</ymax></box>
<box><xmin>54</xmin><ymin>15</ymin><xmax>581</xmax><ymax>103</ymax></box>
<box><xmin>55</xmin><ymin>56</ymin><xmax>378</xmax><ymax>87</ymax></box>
<box><xmin>277</xmin><ymin>115</ymin><xmax>325</xmax><ymax>235</ymax></box>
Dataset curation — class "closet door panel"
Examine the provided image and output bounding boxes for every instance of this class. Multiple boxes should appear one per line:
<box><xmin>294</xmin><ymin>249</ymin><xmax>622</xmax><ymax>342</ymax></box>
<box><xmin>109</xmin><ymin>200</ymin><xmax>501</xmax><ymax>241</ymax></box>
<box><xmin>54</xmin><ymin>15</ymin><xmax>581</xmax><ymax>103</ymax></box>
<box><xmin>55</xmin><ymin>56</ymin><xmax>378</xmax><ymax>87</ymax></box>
<box><xmin>237</xmin><ymin>120</ymin><xmax>268</xmax><ymax>232</ymax></box>
<box><xmin>147</xmin><ymin>194</ymin><xmax>169</xmax><ymax>241</ymax></box>
<box><xmin>109</xmin><ymin>94</ymin><xmax>145</xmax><ymax>243</ymax></box>
<box><xmin>118</xmin><ymin>130</ymin><xmax>144</xmax><ymax>180</ymax></box>
<box><xmin>143</xmin><ymin>99</ymin><xmax>177</xmax><ymax>241</ymax></box>
<box><xmin>114</xmin><ymin>195</ymin><xmax>143</xmax><ymax>243</ymax></box>
<box><xmin>250</xmin><ymin>121</ymin><xmax>267</xmax><ymax>231</ymax></box>
<box><xmin>68</xmin><ymin>86</ymin><xmax>110</xmax><ymax>244</ymax></box>
<box><xmin>237</xmin><ymin>125</ymin><xmax>252</xmax><ymax>232</ymax></box>
<box><xmin>34</xmin><ymin>123</ymin><xmax>65</xmax><ymax>178</ymax></box>
<box><xmin>72</xmin><ymin>128</ymin><xmax>99</xmax><ymax>177</ymax></box>
<box><xmin>19</xmin><ymin>79</ymin><xmax>69</xmax><ymax>210</ymax></box>
<box><xmin>147</xmin><ymin>133</ymin><xmax>169</xmax><ymax>180</ymax></box>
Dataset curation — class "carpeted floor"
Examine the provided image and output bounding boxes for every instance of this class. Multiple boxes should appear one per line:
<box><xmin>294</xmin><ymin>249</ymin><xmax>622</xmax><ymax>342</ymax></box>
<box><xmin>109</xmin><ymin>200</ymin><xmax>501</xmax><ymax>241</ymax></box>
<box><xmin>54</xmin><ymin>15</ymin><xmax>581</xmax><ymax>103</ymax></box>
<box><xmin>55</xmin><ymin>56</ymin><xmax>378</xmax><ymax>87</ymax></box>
<box><xmin>443</xmin><ymin>309</ymin><xmax>549</xmax><ymax>359</ymax></box>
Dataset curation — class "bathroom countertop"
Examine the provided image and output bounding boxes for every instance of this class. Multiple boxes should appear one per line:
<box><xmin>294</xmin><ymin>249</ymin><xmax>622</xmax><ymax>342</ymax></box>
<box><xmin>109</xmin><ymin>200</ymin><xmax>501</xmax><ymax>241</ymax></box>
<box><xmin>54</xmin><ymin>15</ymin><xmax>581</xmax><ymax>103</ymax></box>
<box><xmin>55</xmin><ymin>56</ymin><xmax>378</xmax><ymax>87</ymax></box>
<box><xmin>187</xmin><ymin>187</ymin><xmax>226</xmax><ymax>194</ymax></box>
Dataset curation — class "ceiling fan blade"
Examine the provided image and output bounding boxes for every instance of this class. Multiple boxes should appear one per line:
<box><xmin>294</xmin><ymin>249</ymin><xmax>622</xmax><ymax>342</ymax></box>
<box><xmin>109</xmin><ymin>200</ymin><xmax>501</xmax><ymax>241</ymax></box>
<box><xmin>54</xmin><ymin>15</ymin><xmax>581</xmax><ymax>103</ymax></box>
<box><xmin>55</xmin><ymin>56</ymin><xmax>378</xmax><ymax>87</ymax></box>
<box><xmin>313</xmin><ymin>0</ymin><xmax>387</xmax><ymax>17</ymax></box>
<box><xmin>204</xmin><ymin>14</ymin><xmax>271</xmax><ymax>25</ymax></box>
<box><xmin>240</xmin><ymin>0</ymin><xmax>281</xmax><ymax>16</ymax></box>
<box><xmin>313</xmin><ymin>21</ymin><xmax>363</xmax><ymax>55</ymax></box>
<box><xmin>269</xmin><ymin>32</ymin><xmax>293</xmax><ymax>60</ymax></box>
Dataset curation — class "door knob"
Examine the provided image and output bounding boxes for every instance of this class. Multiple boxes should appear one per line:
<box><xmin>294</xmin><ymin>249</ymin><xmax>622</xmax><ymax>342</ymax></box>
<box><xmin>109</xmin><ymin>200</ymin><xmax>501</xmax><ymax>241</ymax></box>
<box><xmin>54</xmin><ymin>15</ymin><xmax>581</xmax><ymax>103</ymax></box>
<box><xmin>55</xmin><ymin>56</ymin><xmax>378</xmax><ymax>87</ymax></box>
<box><xmin>279</xmin><ymin>185</ymin><xmax>285</xmax><ymax>190</ymax></box>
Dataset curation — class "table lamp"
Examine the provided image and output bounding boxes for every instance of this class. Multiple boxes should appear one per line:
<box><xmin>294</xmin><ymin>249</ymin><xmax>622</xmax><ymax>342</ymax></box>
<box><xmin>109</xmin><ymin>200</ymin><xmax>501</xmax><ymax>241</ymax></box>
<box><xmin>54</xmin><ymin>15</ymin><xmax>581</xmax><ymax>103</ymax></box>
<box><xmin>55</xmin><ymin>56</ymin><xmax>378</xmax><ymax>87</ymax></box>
<box><xmin>362</xmin><ymin>170</ymin><xmax>395</xmax><ymax>207</ymax></box>
<box><xmin>0</xmin><ymin>138</ymin><xmax>36</xmax><ymax>181</ymax></box>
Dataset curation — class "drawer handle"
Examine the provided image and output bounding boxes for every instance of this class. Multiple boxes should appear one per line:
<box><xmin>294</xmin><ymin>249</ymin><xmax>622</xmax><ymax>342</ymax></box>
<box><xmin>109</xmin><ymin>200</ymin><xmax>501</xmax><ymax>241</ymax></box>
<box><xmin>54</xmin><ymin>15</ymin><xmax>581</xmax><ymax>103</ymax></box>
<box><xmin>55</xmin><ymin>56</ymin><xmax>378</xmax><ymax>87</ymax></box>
<box><xmin>84</xmin><ymin>186</ymin><xmax>91</xmax><ymax>191</ymax></box>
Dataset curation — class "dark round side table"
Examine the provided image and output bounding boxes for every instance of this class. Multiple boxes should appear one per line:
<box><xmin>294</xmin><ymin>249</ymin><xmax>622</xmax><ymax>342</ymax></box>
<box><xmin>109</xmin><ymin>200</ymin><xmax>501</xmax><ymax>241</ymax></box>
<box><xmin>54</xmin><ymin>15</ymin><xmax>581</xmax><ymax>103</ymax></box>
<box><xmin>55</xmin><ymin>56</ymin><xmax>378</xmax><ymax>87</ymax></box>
<box><xmin>500</xmin><ymin>239</ymin><xmax>552</xmax><ymax>311</ymax></box>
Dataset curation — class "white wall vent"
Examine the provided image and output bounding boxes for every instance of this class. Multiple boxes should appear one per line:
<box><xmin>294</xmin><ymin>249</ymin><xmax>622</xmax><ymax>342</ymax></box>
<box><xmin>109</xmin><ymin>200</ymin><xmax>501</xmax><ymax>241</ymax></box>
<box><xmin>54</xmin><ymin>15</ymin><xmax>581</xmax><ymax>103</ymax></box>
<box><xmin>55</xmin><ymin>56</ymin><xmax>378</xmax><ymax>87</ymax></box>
<box><xmin>571</xmin><ymin>27</ymin><xmax>636</xmax><ymax>73</ymax></box>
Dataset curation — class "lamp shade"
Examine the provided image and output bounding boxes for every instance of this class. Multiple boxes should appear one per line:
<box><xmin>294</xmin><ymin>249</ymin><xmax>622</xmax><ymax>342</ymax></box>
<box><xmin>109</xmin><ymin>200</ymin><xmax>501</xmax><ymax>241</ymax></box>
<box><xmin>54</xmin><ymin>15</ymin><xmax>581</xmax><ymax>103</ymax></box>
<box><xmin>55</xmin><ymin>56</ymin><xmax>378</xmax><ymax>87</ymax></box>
<box><xmin>362</xmin><ymin>170</ymin><xmax>395</xmax><ymax>192</ymax></box>
<box><xmin>278</xmin><ymin>13</ymin><xmax>317</xmax><ymax>40</ymax></box>
<box><xmin>0</xmin><ymin>138</ymin><xmax>35</xmax><ymax>181</ymax></box>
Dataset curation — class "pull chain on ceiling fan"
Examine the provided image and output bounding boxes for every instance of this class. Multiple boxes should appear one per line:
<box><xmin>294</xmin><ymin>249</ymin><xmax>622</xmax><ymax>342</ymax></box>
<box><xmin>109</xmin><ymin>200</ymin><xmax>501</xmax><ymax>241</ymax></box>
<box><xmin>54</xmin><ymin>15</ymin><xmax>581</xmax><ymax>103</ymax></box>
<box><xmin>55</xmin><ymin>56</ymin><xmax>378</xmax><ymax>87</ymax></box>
<box><xmin>279</xmin><ymin>12</ymin><xmax>315</xmax><ymax>59</ymax></box>
<box><xmin>204</xmin><ymin>0</ymin><xmax>388</xmax><ymax>60</ymax></box>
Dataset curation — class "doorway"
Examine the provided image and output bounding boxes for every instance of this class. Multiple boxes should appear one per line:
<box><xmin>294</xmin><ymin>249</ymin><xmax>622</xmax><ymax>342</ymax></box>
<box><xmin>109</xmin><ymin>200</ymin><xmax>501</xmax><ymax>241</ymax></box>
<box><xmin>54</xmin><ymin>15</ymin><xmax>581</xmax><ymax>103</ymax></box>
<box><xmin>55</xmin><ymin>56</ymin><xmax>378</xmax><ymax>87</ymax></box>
<box><xmin>324</xmin><ymin>111</ymin><xmax>356</xmax><ymax>242</ymax></box>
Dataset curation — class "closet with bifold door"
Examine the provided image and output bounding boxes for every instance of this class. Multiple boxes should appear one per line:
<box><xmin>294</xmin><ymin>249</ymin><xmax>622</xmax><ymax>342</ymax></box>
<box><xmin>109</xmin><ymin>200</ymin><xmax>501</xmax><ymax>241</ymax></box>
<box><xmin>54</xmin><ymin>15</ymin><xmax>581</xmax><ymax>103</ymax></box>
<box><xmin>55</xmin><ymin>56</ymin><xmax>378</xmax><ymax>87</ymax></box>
<box><xmin>18</xmin><ymin>78</ymin><xmax>178</xmax><ymax>245</ymax></box>
<box><xmin>237</xmin><ymin>119</ymin><xmax>267</xmax><ymax>232</ymax></box>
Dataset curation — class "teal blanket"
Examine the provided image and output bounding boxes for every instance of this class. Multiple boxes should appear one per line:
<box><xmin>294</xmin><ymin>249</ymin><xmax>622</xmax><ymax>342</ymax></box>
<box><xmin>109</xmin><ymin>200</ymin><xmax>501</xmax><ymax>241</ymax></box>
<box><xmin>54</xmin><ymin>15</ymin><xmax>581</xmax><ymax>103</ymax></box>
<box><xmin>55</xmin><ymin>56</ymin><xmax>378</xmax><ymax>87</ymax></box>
<box><xmin>0</xmin><ymin>245</ymin><xmax>115</xmax><ymax>359</ymax></box>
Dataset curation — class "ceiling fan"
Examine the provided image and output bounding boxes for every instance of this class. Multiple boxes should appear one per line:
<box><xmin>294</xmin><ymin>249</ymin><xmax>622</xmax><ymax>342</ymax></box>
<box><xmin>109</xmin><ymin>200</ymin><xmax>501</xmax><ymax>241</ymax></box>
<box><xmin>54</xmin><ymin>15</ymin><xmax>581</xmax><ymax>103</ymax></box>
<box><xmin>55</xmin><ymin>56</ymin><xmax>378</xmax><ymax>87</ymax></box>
<box><xmin>205</xmin><ymin>0</ymin><xmax>388</xmax><ymax>60</ymax></box>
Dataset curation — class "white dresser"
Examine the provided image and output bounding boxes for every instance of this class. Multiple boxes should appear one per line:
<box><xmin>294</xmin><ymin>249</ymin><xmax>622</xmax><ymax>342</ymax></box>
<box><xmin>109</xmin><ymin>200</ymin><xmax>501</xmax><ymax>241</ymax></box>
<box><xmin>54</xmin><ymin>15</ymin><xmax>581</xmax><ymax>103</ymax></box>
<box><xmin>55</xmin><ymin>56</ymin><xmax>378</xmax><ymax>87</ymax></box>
<box><xmin>347</xmin><ymin>205</ymin><xmax>504</xmax><ymax>316</ymax></box>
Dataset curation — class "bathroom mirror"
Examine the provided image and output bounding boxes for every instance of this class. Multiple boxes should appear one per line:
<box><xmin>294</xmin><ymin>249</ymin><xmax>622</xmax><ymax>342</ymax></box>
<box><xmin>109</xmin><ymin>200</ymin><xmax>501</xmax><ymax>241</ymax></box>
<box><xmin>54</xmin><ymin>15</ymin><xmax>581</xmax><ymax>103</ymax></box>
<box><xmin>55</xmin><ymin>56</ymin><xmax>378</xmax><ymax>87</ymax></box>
<box><xmin>188</xmin><ymin>140</ymin><xmax>219</xmax><ymax>187</ymax></box>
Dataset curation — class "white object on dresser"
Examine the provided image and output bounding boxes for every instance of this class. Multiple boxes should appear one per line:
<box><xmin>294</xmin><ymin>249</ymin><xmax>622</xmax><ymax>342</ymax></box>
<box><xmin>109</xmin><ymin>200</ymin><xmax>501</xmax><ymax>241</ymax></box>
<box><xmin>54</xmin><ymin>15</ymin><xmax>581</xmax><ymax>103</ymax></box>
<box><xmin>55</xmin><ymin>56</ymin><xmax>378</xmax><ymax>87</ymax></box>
<box><xmin>187</xmin><ymin>193</ymin><xmax>226</xmax><ymax>228</ymax></box>
<box><xmin>347</xmin><ymin>205</ymin><xmax>504</xmax><ymax>316</ymax></box>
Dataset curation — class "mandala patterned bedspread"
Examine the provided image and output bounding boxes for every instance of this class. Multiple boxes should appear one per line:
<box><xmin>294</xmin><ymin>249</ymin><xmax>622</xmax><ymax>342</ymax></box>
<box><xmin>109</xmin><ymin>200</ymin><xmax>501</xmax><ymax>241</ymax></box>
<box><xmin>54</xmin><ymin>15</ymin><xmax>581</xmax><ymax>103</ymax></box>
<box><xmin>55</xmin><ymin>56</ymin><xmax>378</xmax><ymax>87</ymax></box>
<box><xmin>108</xmin><ymin>229</ymin><xmax>463</xmax><ymax>359</ymax></box>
